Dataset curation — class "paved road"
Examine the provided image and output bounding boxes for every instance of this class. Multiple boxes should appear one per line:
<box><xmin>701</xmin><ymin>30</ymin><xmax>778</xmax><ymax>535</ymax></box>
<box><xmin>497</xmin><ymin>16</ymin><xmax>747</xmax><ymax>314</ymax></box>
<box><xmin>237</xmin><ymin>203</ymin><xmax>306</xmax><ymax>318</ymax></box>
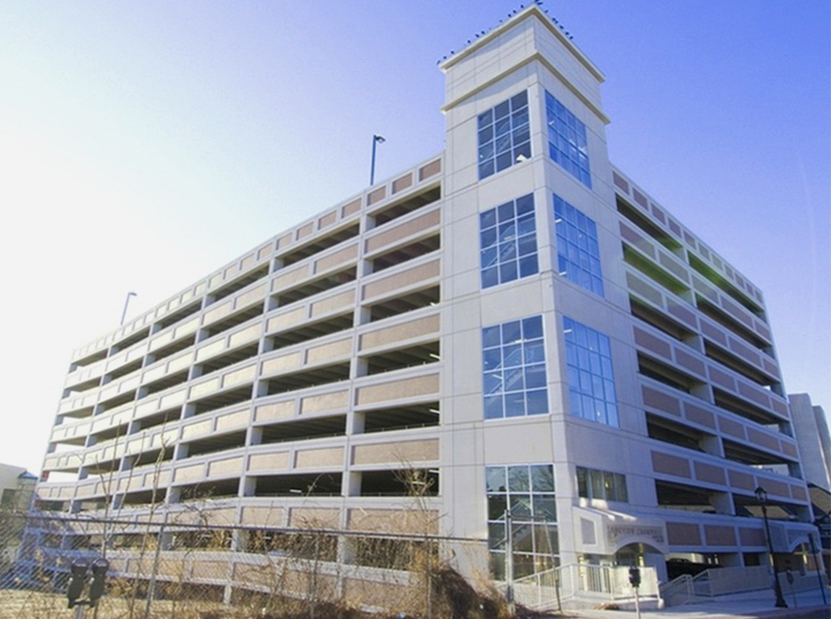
<box><xmin>549</xmin><ymin>587</ymin><xmax>830</xmax><ymax>619</ymax></box>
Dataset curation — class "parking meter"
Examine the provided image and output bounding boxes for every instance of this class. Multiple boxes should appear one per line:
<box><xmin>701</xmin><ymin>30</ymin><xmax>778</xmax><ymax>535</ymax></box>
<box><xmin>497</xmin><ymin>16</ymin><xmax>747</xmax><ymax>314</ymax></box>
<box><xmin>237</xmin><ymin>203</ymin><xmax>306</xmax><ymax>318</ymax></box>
<box><xmin>89</xmin><ymin>558</ymin><xmax>110</xmax><ymax>606</ymax></box>
<box><xmin>628</xmin><ymin>566</ymin><xmax>641</xmax><ymax>588</ymax></box>
<box><xmin>67</xmin><ymin>560</ymin><xmax>89</xmax><ymax>608</ymax></box>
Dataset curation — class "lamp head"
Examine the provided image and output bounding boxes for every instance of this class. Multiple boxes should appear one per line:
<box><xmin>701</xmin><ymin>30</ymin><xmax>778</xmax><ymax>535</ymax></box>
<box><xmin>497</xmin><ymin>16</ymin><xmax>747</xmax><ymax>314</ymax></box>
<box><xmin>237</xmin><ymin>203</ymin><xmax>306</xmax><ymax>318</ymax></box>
<box><xmin>754</xmin><ymin>486</ymin><xmax>768</xmax><ymax>503</ymax></box>
<box><xmin>374</xmin><ymin>135</ymin><xmax>386</xmax><ymax>143</ymax></box>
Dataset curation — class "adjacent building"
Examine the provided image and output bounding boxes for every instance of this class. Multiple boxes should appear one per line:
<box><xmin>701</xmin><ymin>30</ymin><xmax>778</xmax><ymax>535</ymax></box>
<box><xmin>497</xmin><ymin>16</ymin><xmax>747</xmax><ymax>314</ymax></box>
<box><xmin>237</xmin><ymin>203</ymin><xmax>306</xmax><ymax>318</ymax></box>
<box><xmin>789</xmin><ymin>393</ymin><xmax>831</xmax><ymax>492</ymax></box>
<box><xmin>32</xmin><ymin>2</ymin><xmax>822</xmax><ymax>594</ymax></box>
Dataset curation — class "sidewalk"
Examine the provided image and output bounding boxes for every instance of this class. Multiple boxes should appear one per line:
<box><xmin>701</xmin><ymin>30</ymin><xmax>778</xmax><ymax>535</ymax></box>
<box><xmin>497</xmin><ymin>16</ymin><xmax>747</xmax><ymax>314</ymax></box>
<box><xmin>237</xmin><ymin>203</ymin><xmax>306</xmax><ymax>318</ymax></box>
<box><xmin>559</xmin><ymin>587</ymin><xmax>830</xmax><ymax>619</ymax></box>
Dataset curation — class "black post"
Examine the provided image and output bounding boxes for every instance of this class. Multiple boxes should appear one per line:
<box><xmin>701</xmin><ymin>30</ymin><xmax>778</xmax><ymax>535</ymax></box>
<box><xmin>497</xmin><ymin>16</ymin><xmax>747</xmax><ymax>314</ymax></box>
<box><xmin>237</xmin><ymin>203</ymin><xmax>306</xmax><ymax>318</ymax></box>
<box><xmin>809</xmin><ymin>532</ymin><xmax>828</xmax><ymax>605</ymax></box>
<box><xmin>757</xmin><ymin>487</ymin><xmax>787</xmax><ymax>608</ymax></box>
<box><xmin>370</xmin><ymin>134</ymin><xmax>385</xmax><ymax>185</ymax></box>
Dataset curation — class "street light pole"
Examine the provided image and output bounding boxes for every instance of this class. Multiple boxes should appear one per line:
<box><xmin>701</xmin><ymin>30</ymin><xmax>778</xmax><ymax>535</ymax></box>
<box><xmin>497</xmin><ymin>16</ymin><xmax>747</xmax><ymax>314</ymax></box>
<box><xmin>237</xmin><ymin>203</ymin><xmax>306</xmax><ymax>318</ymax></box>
<box><xmin>370</xmin><ymin>134</ymin><xmax>385</xmax><ymax>185</ymax></box>
<box><xmin>120</xmin><ymin>292</ymin><xmax>137</xmax><ymax>326</ymax></box>
<box><xmin>755</xmin><ymin>486</ymin><xmax>788</xmax><ymax>608</ymax></box>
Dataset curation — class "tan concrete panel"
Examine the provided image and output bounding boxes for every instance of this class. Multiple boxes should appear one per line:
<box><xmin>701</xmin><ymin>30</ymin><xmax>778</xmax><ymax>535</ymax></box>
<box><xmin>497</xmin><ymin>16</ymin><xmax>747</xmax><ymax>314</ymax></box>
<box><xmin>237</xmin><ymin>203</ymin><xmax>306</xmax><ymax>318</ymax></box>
<box><xmin>760</xmin><ymin>478</ymin><xmax>789</xmax><ymax>499</ymax></box>
<box><xmin>196</xmin><ymin>339</ymin><xmax>226</xmax><ymax>362</ymax></box>
<box><xmin>365</xmin><ymin>209</ymin><xmax>440</xmax><ymax>254</ymax></box>
<box><xmin>208</xmin><ymin>456</ymin><xmax>243</xmax><ymax>478</ymax></box>
<box><xmin>704</xmin><ymin>525</ymin><xmax>736</xmax><ymax>546</ymax></box>
<box><xmin>666</xmin><ymin>522</ymin><xmax>701</xmax><ymax>545</ymax></box>
<box><xmin>721</xmin><ymin>296</ymin><xmax>753</xmax><ymax>328</ymax></box>
<box><xmin>266</xmin><ymin>306</ymin><xmax>307</xmax><ymax>333</ymax></box>
<box><xmin>296</xmin><ymin>222</ymin><xmax>314</xmax><ymax>240</ymax></box>
<box><xmin>692</xmin><ymin>276</ymin><xmax>718</xmax><ymax>303</ymax></box>
<box><xmin>241</xmin><ymin>252</ymin><xmax>256</xmax><ymax>271</ymax></box>
<box><xmin>257</xmin><ymin>242</ymin><xmax>274</xmax><ymax>261</ymax></box>
<box><xmin>160</xmin><ymin>388</ymin><xmax>186</xmax><ymax>409</ymax></box>
<box><xmin>367</xmin><ymin>186</ymin><xmax>386</xmax><ymax>205</ymax></box>
<box><xmin>352</xmin><ymin>438</ymin><xmax>439</xmax><ymax>465</ymax></box>
<box><xmin>747</xmin><ymin>427</ymin><xmax>779</xmax><ymax>452</ymax></box>
<box><xmin>693</xmin><ymin>461</ymin><xmax>726</xmax><ymax>486</ymax></box>
<box><xmin>254</xmin><ymin>400</ymin><xmax>295</xmax><ymax>422</ymax></box>
<box><xmin>347</xmin><ymin>508</ymin><xmax>439</xmax><ymax>534</ymax></box>
<box><xmin>362</xmin><ymin>259</ymin><xmax>440</xmax><ymax>300</ymax></box>
<box><xmin>359</xmin><ymin>314</ymin><xmax>439</xmax><ymax>351</ymax></box>
<box><xmin>216</xmin><ymin>409</ymin><xmax>250</xmax><ymax>431</ymax></box>
<box><xmin>271</xmin><ymin>265</ymin><xmax>309</xmax><ymax>292</ymax></box>
<box><xmin>674</xmin><ymin>348</ymin><xmax>706</xmax><ymax>377</ymax></box>
<box><xmin>240</xmin><ymin>505</ymin><xmax>285</xmax><ymax>526</ymax></box>
<box><xmin>718</xmin><ymin>416</ymin><xmax>745</xmax><ymax>439</ymax></box>
<box><xmin>181</xmin><ymin>419</ymin><xmax>212</xmax><ymax>441</ymax></box>
<box><xmin>341</xmin><ymin>198</ymin><xmax>361</xmax><ymax>218</ymax></box>
<box><xmin>683</xmin><ymin>402</ymin><xmax>715</xmax><ymax>429</ymax></box>
<box><xmin>770</xmin><ymin>397</ymin><xmax>789</xmax><ymax>417</ymax></box>
<box><xmin>728</xmin><ymin>337</ymin><xmax>761</xmax><ymax>367</ymax></box>
<box><xmin>306</xmin><ymin>338</ymin><xmax>351</xmax><ymax>365</ymax></box>
<box><xmin>225</xmin><ymin>263</ymin><xmax>240</xmax><ymax>280</ymax></box>
<box><xmin>276</xmin><ymin>233</ymin><xmax>292</xmax><ymax>249</ymax></box>
<box><xmin>641</xmin><ymin>385</ymin><xmax>681</xmax><ymax>416</ymax></box>
<box><xmin>727</xmin><ymin>471</ymin><xmax>756</xmax><ymax>490</ymax></box>
<box><xmin>229</xmin><ymin>324</ymin><xmax>262</xmax><ymax>349</ymax></box>
<box><xmin>203</xmin><ymin>300</ymin><xmax>233</xmax><ymax>325</ymax></box>
<box><xmin>149</xmin><ymin>331</ymin><xmax>174</xmax><ymax>352</ymax></box>
<box><xmin>223</xmin><ymin>364</ymin><xmax>256</xmax><ymax>389</ymax></box>
<box><xmin>620</xmin><ymin>223</ymin><xmax>655</xmax><ymax>259</ymax></box>
<box><xmin>626</xmin><ymin>272</ymin><xmax>663</xmax><ymax>307</ymax></box>
<box><xmin>418</xmin><ymin>159</ymin><xmax>441</xmax><ymax>180</ymax></box>
<box><xmin>289</xmin><ymin>507</ymin><xmax>340</xmax><ymax>528</ymax></box>
<box><xmin>235</xmin><ymin>283</ymin><xmax>267</xmax><ymax>310</ymax></box>
<box><xmin>666</xmin><ymin>300</ymin><xmax>697</xmax><ymax>329</ymax></box>
<box><xmin>739</xmin><ymin>527</ymin><xmax>765</xmax><ymax>546</ymax></box>
<box><xmin>708</xmin><ymin>366</ymin><xmax>735</xmax><ymax>390</ymax></box>
<box><xmin>261</xmin><ymin>352</ymin><xmax>302</xmax><ymax>377</ymax></box>
<box><xmin>651</xmin><ymin>451</ymin><xmax>691</xmax><ymax>478</ymax></box>
<box><xmin>135</xmin><ymin>400</ymin><xmax>159</xmax><ymax>418</ymax></box>
<box><xmin>314</xmin><ymin>244</ymin><xmax>358</xmax><ymax>274</ymax></box>
<box><xmin>310</xmin><ymin>289</ymin><xmax>355</xmax><ymax>317</ymax></box>
<box><xmin>780</xmin><ymin>441</ymin><xmax>798</xmax><ymax>458</ymax></box>
<box><xmin>300</xmin><ymin>390</ymin><xmax>349</xmax><ymax>415</ymax></box>
<box><xmin>318</xmin><ymin>211</ymin><xmax>337</xmax><ymax>229</ymax></box>
<box><xmin>737</xmin><ymin>381</ymin><xmax>769</xmax><ymax>408</ymax></box>
<box><xmin>392</xmin><ymin>173</ymin><xmax>413</xmax><ymax>194</ymax></box>
<box><xmin>168</xmin><ymin>352</ymin><xmax>195</xmax><ymax>373</ymax></box>
<box><xmin>247</xmin><ymin>451</ymin><xmax>290</xmax><ymax>472</ymax></box>
<box><xmin>658</xmin><ymin>252</ymin><xmax>690</xmax><ymax>283</ymax></box>
<box><xmin>173</xmin><ymin>463</ymin><xmax>203</xmax><ymax>483</ymax></box>
<box><xmin>633</xmin><ymin>327</ymin><xmax>671</xmax><ymax>359</ymax></box>
<box><xmin>612</xmin><ymin>171</ymin><xmax>630</xmax><ymax>193</ymax></box>
<box><xmin>356</xmin><ymin>373</ymin><xmax>440</xmax><ymax>405</ymax></box>
<box><xmin>294</xmin><ymin>447</ymin><xmax>344</xmax><ymax>469</ymax></box>
<box><xmin>190</xmin><ymin>378</ymin><xmax>220</xmax><ymax>399</ymax></box>
<box><xmin>700</xmin><ymin>319</ymin><xmax>728</xmax><ymax>346</ymax></box>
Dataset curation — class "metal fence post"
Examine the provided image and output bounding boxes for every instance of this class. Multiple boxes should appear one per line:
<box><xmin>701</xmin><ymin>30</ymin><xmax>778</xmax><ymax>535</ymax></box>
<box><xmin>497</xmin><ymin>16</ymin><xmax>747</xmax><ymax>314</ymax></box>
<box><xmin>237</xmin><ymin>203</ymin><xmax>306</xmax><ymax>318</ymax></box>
<box><xmin>144</xmin><ymin>518</ymin><xmax>167</xmax><ymax>619</ymax></box>
<box><xmin>505</xmin><ymin>510</ymin><xmax>515</xmax><ymax>615</ymax></box>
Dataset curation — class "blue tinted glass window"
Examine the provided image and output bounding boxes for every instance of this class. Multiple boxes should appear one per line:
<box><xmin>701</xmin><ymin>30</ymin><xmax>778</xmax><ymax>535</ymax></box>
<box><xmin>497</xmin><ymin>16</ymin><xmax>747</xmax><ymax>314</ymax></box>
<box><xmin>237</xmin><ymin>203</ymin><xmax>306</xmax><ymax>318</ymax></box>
<box><xmin>478</xmin><ymin>91</ymin><xmax>531</xmax><ymax>180</ymax></box>
<box><xmin>554</xmin><ymin>195</ymin><xmax>604</xmax><ymax>296</ymax></box>
<box><xmin>480</xmin><ymin>194</ymin><xmax>538</xmax><ymax>289</ymax></box>
<box><xmin>563</xmin><ymin>317</ymin><xmax>618</xmax><ymax>427</ymax></box>
<box><xmin>482</xmin><ymin>315</ymin><xmax>548</xmax><ymax>420</ymax></box>
<box><xmin>545</xmin><ymin>92</ymin><xmax>591</xmax><ymax>188</ymax></box>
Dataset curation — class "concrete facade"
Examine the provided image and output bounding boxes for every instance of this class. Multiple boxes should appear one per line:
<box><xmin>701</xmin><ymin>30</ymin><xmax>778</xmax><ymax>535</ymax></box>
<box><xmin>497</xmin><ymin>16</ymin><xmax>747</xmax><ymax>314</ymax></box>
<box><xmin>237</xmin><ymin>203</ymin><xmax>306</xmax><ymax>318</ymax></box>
<box><xmin>36</xmin><ymin>4</ymin><xmax>820</xmax><ymax>586</ymax></box>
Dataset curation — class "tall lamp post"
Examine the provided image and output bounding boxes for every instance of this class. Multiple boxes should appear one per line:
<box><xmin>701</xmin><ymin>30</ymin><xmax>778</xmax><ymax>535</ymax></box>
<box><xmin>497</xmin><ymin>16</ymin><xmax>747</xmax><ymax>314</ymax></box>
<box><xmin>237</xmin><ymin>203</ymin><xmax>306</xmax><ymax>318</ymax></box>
<box><xmin>120</xmin><ymin>292</ymin><xmax>137</xmax><ymax>326</ymax></box>
<box><xmin>370</xmin><ymin>134</ymin><xmax>385</xmax><ymax>185</ymax></box>
<box><xmin>755</xmin><ymin>486</ymin><xmax>788</xmax><ymax>608</ymax></box>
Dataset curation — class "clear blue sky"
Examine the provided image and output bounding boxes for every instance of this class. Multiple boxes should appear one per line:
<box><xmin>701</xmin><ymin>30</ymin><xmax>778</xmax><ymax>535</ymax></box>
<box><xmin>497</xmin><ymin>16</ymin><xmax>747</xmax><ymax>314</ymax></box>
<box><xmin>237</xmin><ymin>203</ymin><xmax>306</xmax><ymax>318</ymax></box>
<box><xmin>0</xmin><ymin>1</ymin><xmax>828</xmax><ymax>475</ymax></box>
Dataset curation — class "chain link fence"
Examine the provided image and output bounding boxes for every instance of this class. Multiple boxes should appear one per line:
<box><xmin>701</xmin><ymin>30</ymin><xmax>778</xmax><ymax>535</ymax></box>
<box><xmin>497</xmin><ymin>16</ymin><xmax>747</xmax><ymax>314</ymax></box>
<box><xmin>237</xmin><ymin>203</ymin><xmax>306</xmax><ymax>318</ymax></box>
<box><xmin>0</xmin><ymin>510</ymin><xmax>506</xmax><ymax>619</ymax></box>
